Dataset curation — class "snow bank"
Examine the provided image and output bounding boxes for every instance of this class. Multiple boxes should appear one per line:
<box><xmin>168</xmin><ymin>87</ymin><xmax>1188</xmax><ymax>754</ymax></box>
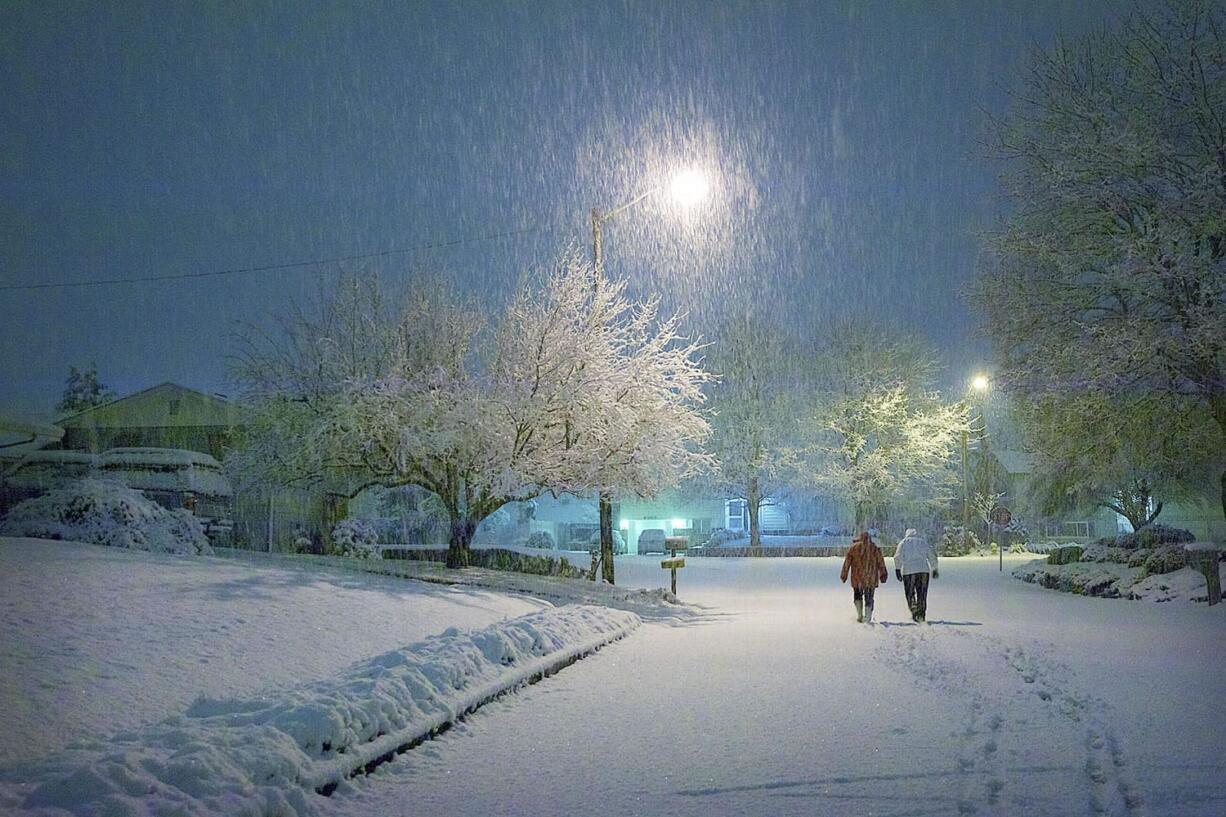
<box><xmin>1013</xmin><ymin>557</ymin><xmax>1226</xmax><ymax>603</ymax></box>
<box><xmin>0</xmin><ymin>605</ymin><xmax>639</xmax><ymax>816</ymax></box>
<box><xmin>0</xmin><ymin>478</ymin><xmax>211</xmax><ymax>555</ymax></box>
<box><xmin>1127</xmin><ymin>565</ymin><xmax>1226</xmax><ymax>603</ymax></box>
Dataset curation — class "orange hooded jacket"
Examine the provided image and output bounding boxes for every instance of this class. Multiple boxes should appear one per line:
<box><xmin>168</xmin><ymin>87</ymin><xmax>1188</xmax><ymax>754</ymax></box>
<box><xmin>840</xmin><ymin>532</ymin><xmax>889</xmax><ymax>589</ymax></box>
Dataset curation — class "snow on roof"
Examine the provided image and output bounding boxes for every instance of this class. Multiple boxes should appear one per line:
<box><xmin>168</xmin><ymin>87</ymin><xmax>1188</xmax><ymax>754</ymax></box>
<box><xmin>10</xmin><ymin>450</ymin><xmax>99</xmax><ymax>465</ymax></box>
<box><xmin>1</xmin><ymin>451</ymin><xmax>99</xmax><ymax>488</ymax></box>
<box><xmin>100</xmin><ymin>447</ymin><xmax>222</xmax><ymax>469</ymax></box>
<box><xmin>0</xmin><ymin>416</ymin><xmax>64</xmax><ymax>441</ymax></box>
<box><xmin>99</xmin><ymin>448</ymin><xmax>231</xmax><ymax>498</ymax></box>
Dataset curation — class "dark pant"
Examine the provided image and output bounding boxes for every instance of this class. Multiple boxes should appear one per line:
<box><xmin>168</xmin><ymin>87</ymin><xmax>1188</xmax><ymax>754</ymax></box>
<box><xmin>903</xmin><ymin>572</ymin><xmax>930</xmax><ymax>618</ymax></box>
<box><xmin>852</xmin><ymin>587</ymin><xmax>875</xmax><ymax>607</ymax></box>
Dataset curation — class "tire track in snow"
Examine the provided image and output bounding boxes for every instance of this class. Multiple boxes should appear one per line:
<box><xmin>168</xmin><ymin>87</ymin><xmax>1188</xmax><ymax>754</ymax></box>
<box><xmin>875</xmin><ymin>628</ymin><xmax>1145</xmax><ymax>816</ymax></box>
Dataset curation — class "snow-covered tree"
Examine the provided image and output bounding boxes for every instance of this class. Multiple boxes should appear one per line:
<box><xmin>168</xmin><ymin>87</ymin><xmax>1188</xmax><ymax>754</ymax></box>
<box><xmin>1019</xmin><ymin>391</ymin><xmax>1219</xmax><ymax>531</ymax></box>
<box><xmin>56</xmin><ymin>364</ymin><xmax>112</xmax><ymax>415</ymax></box>
<box><xmin>803</xmin><ymin>327</ymin><xmax>966</xmax><ymax>529</ymax></box>
<box><xmin>704</xmin><ymin>314</ymin><xmax>803</xmax><ymax>548</ymax></box>
<box><xmin>494</xmin><ymin>253</ymin><xmax>712</xmax><ymax>583</ymax></box>
<box><xmin>233</xmin><ymin>254</ymin><xmax>711</xmax><ymax>573</ymax></box>
<box><xmin>977</xmin><ymin>0</ymin><xmax>1226</xmax><ymax>520</ymax></box>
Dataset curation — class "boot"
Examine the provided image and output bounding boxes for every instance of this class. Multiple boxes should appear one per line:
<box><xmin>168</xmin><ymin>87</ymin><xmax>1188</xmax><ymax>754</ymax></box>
<box><xmin>864</xmin><ymin>604</ymin><xmax>874</xmax><ymax>624</ymax></box>
<box><xmin>854</xmin><ymin>598</ymin><xmax>864</xmax><ymax>623</ymax></box>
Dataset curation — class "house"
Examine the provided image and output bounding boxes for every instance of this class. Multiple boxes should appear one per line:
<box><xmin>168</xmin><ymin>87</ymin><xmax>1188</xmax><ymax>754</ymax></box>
<box><xmin>56</xmin><ymin>383</ymin><xmax>243</xmax><ymax>461</ymax></box>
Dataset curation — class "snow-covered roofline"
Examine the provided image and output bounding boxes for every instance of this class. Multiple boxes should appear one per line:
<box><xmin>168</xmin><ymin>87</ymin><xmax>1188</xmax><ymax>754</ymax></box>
<box><xmin>100</xmin><ymin>447</ymin><xmax>222</xmax><ymax>469</ymax></box>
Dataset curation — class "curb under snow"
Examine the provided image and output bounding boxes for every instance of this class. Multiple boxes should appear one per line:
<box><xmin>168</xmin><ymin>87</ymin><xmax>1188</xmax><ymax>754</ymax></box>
<box><xmin>1</xmin><ymin>605</ymin><xmax>639</xmax><ymax>817</ymax></box>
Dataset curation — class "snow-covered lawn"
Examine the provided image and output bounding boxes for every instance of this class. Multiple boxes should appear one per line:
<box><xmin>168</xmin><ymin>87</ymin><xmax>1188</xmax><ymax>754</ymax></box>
<box><xmin>0</xmin><ymin>537</ymin><xmax>550</xmax><ymax>766</ymax></box>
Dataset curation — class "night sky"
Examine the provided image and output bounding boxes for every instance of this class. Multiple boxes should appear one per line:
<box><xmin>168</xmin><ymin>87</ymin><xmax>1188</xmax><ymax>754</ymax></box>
<box><xmin>1</xmin><ymin>0</ymin><xmax>1122</xmax><ymax>418</ymax></box>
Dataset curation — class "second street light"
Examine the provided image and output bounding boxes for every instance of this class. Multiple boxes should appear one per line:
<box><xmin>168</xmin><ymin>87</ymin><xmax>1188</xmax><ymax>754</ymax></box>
<box><xmin>588</xmin><ymin>167</ymin><xmax>711</xmax><ymax>583</ymax></box>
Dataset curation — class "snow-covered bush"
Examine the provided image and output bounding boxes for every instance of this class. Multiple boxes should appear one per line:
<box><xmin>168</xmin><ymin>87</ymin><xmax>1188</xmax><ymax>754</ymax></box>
<box><xmin>704</xmin><ymin>527</ymin><xmax>746</xmax><ymax>548</ymax></box>
<box><xmin>1140</xmin><ymin>545</ymin><xmax>1187</xmax><ymax>577</ymax></box>
<box><xmin>1106</xmin><ymin>524</ymin><xmax>1194</xmax><ymax>550</ymax></box>
<box><xmin>1025</xmin><ymin>541</ymin><xmax>1062</xmax><ymax>555</ymax></box>
<box><xmin>331</xmin><ymin>519</ymin><xmax>381</xmax><ymax>559</ymax></box>
<box><xmin>0</xmin><ymin>478</ymin><xmax>211</xmax><ymax>555</ymax></box>
<box><xmin>526</xmin><ymin>531</ymin><xmax>556</xmax><ymax>550</ymax></box>
<box><xmin>1046</xmin><ymin>545</ymin><xmax>1084</xmax><ymax>565</ymax></box>
<box><xmin>1080</xmin><ymin>545</ymin><xmax>1132</xmax><ymax>565</ymax></box>
<box><xmin>938</xmin><ymin>527</ymin><xmax>981</xmax><ymax>556</ymax></box>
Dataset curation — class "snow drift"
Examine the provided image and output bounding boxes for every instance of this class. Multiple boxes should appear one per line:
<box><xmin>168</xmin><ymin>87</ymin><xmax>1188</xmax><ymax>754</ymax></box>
<box><xmin>0</xmin><ymin>605</ymin><xmax>639</xmax><ymax>816</ymax></box>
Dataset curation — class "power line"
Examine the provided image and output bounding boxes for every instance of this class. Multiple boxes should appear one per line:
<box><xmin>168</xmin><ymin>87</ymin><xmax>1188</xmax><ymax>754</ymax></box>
<box><xmin>0</xmin><ymin>226</ymin><xmax>550</xmax><ymax>292</ymax></box>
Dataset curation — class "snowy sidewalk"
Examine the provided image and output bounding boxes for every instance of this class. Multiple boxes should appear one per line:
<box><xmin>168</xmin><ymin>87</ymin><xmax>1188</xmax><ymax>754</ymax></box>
<box><xmin>330</xmin><ymin>555</ymin><xmax>1225</xmax><ymax>817</ymax></box>
<box><xmin>0</xmin><ymin>605</ymin><xmax>638</xmax><ymax>817</ymax></box>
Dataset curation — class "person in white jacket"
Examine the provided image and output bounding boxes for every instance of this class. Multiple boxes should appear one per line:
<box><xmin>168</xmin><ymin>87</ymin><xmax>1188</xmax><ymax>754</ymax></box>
<box><xmin>894</xmin><ymin>528</ymin><xmax>939</xmax><ymax>622</ymax></box>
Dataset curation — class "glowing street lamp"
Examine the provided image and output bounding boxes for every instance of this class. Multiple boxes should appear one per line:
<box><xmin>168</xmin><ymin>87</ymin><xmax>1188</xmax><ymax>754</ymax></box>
<box><xmin>591</xmin><ymin>167</ymin><xmax>711</xmax><ymax>287</ymax></box>
<box><xmin>971</xmin><ymin>374</ymin><xmax>990</xmax><ymax>393</ymax></box>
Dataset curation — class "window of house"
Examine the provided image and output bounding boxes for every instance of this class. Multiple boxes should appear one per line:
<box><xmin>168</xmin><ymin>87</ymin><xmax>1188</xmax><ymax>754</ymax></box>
<box><xmin>726</xmin><ymin>499</ymin><xmax>747</xmax><ymax>531</ymax></box>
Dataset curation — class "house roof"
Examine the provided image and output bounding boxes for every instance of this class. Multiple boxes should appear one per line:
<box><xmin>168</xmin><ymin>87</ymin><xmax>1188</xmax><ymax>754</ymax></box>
<box><xmin>993</xmin><ymin>449</ymin><xmax>1035</xmax><ymax>475</ymax></box>
<box><xmin>0</xmin><ymin>415</ymin><xmax>64</xmax><ymax>454</ymax></box>
<box><xmin>57</xmin><ymin>383</ymin><xmax>243</xmax><ymax>430</ymax></box>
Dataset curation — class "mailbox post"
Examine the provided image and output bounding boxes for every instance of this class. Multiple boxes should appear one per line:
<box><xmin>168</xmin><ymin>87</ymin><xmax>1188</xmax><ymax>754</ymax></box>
<box><xmin>662</xmin><ymin>535</ymin><xmax>688</xmax><ymax>595</ymax></box>
<box><xmin>1185</xmin><ymin>545</ymin><xmax>1222</xmax><ymax>606</ymax></box>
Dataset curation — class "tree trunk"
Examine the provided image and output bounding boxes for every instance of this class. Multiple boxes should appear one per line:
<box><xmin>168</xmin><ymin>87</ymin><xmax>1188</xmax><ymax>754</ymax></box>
<box><xmin>854</xmin><ymin>500</ymin><xmax>867</xmax><ymax>531</ymax></box>
<box><xmin>747</xmin><ymin>475</ymin><xmax>762</xmax><ymax>549</ymax></box>
<box><xmin>598</xmin><ymin>491</ymin><xmax>615</xmax><ymax>585</ymax></box>
<box><xmin>1106</xmin><ymin>480</ymin><xmax>1162</xmax><ymax>532</ymax></box>
<box><xmin>446</xmin><ymin>516</ymin><xmax>476</xmax><ymax>569</ymax></box>
<box><xmin>1211</xmin><ymin>395</ymin><xmax>1226</xmax><ymax>522</ymax></box>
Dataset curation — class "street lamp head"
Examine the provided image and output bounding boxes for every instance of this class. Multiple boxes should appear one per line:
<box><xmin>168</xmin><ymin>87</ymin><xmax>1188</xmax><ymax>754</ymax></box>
<box><xmin>971</xmin><ymin>374</ymin><xmax>990</xmax><ymax>393</ymax></box>
<box><xmin>669</xmin><ymin>168</ymin><xmax>710</xmax><ymax>208</ymax></box>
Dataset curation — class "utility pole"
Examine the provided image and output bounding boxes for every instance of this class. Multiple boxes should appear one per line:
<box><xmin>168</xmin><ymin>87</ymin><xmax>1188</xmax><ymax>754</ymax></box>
<box><xmin>592</xmin><ymin>207</ymin><xmax>615</xmax><ymax>584</ymax></box>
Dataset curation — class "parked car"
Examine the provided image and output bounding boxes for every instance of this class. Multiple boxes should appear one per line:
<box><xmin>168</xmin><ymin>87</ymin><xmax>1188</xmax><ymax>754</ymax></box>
<box><xmin>637</xmin><ymin>528</ymin><xmax>667</xmax><ymax>554</ymax></box>
<box><xmin>98</xmin><ymin>448</ymin><xmax>234</xmax><ymax>545</ymax></box>
<box><xmin>585</xmin><ymin>529</ymin><xmax>627</xmax><ymax>555</ymax></box>
<box><xmin>0</xmin><ymin>450</ymin><xmax>98</xmax><ymax>516</ymax></box>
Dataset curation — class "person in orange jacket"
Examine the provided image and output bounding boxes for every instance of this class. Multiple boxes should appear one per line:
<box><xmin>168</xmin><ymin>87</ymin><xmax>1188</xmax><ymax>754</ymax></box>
<box><xmin>840</xmin><ymin>530</ymin><xmax>889</xmax><ymax>623</ymax></box>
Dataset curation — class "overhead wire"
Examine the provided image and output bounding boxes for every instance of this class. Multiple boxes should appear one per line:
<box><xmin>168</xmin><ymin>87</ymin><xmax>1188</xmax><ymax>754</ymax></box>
<box><xmin>0</xmin><ymin>225</ymin><xmax>552</xmax><ymax>292</ymax></box>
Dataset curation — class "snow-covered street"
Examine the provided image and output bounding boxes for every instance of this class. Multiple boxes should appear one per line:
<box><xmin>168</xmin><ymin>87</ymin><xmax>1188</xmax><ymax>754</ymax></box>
<box><xmin>332</xmin><ymin>555</ymin><xmax>1224</xmax><ymax>817</ymax></box>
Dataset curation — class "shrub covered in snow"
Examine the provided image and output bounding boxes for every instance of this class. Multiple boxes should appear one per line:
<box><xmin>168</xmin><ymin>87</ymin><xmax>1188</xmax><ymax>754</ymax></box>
<box><xmin>0</xmin><ymin>478</ymin><xmax>211</xmax><ymax>555</ymax></box>
<box><xmin>1140</xmin><ymin>545</ymin><xmax>1187</xmax><ymax>577</ymax></box>
<box><xmin>704</xmin><ymin>527</ymin><xmax>746</xmax><ymax>548</ymax></box>
<box><xmin>526</xmin><ymin>530</ymin><xmax>556</xmax><ymax>550</ymax></box>
<box><xmin>1102</xmin><ymin>524</ymin><xmax>1194</xmax><ymax>550</ymax></box>
<box><xmin>938</xmin><ymin>526</ymin><xmax>981</xmax><ymax>556</ymax></box>
<box><xmin>1025</xmin><ymin>541</ymin><xmax>1062</xmax><ymax>555</ymax></box>
<box><xmin>1046</xmin><ymin>545</ymin><xmax>1084</xmax><ymax>565</ymax></box>
<box><xmin>1080</xmin><ymin>544</ymin><xmax>1132</xmax><ymax>565</ymax></box>
<box><xmin>331</xmin><ymin>519</ymin><xmax>381</xmax><ymax>559</ymax></box>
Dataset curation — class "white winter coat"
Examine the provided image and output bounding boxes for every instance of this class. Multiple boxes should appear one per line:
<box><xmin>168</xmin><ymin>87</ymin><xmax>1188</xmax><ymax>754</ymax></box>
<box><xmin>894</xmin><ymin>530</ymin><xmax>938</xmax><ymax>575</ymax></box>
